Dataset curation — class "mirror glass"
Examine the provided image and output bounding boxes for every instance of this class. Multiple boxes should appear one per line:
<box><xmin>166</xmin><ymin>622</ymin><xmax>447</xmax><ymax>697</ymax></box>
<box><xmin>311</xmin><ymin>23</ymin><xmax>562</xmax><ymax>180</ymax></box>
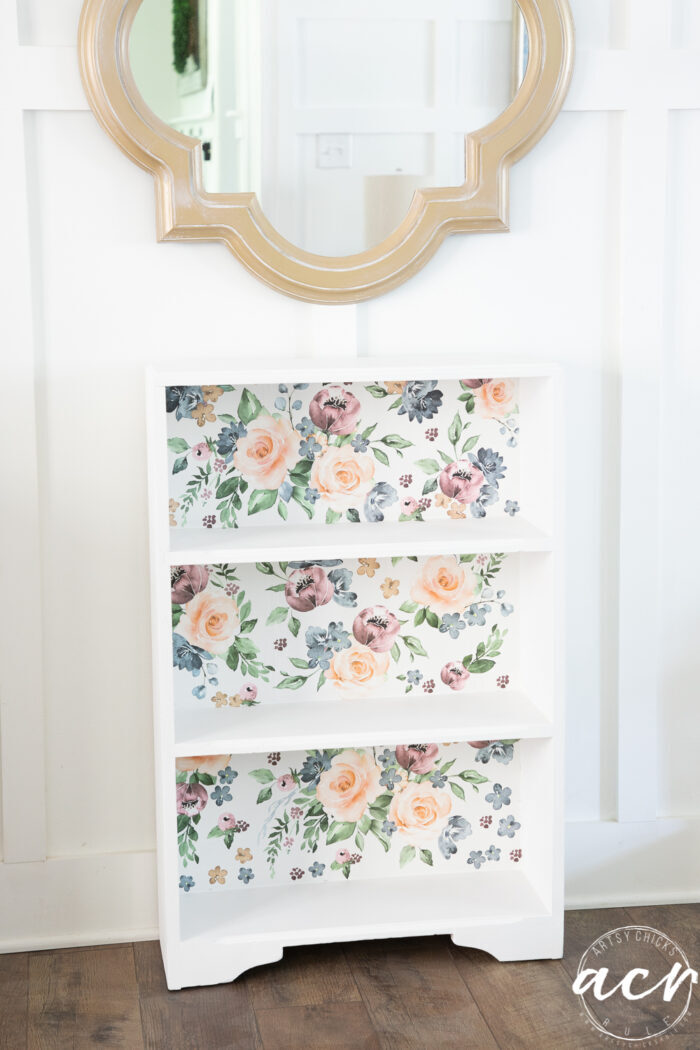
<box><xmin>130</xmin><ymin>1</ymin><xmax>528</xmax><ymax>257</ymax></box>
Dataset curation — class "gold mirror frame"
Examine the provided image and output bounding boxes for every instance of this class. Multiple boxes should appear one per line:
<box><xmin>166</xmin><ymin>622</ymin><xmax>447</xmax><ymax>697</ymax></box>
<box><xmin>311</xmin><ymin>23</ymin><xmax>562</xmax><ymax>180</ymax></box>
<box><xmin>79</xmin><ymin>0</ymin><xmax>574</xmax><ymax>303</ymax></box>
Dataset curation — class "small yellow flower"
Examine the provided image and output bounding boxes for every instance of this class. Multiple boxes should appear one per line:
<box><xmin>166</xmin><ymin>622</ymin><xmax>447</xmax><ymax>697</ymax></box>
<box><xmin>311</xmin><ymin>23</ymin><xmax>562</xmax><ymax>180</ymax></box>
<box><xmin>208</xmin><ymin>866</ymin><xmax>227</xmax><ymax>885</ymax></box>
<box><xmin>434</xmin><ymin>492</ymin><xmax>451</xmax><ymax>509</ymax></box>
<box><xmin>385</xmin><ymin>381</ymin><xmax>406</xmax><ymax>394</ymax></box>
<box><xmin>381</xmin><ymin>577</ymin><xmax>400</xmax><ymax>599</ymax></box>
<box><xmin>192</xmin><ymin>401</ymin><xmax>216</xmax><ymax>427</ymax></box>
<box><xmin>447</xmin><ymin>503</ymin><xmax>466</xmax><ymax>519</ymax></box>
<box><xmin>228</xmin><ymin>693</ymin><xmax>244</xmax><ymax>708</ymax></box>
<box><xmin>211</xmin><ymin>691</ymin><xmax>228</xmax><ymax>708</ymax></box>
<box><xmin>169</xmin><ymin>498</ymin><xmax>180</xmax><ymax>527</ymax></box>
<box><xmin>235</xmin><ymin>847</ymin><xmax>253</xmax><ymax>864</ymax></box>
<box><xmin>358</xmin><ymin>558</ymin><xmax>380</xmax><ymax>578</ymax></box>
<box><xmin>202</xmin><ymin>385</ymin><xmax>223</xmax><ymax>403</ymax></box>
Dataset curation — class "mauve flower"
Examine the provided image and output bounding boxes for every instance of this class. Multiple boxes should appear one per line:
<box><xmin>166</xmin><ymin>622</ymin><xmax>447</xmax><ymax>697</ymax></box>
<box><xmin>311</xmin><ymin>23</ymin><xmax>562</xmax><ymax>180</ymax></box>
<box><xmin>191</xmin><ymin>442</ymin><xmax>211</xmax><ymax>462</ymax></box>
<box><xmin>176</xmin><ymin>782</ymin><xmax>208</xmax><ymax>815</ymax></box>
<box><xmin>400</xmin><ymin>496</ymin><xmax>420</xmax><ymax>515</ymax></box>
<box><xmin>241</xmin><ymin>683</ymin><xmax>257</xmax><ymax>701</ymax></box>
<box><xmin>395</xmin><ymin>744</ymin><xmax>439</xmax><ymax>774</ymax></box>
<box><xmin>439</xmin><ymin>461</ymin><xmax>485</xmax><ymax>504</ymax></box>
<box><xmin>441</xmin><ymin>662</ymin><xmax>470</xmax><ymax>691</ymax></box>
<box><xmin>277</xmin><ymin>774</ymin><xmax>295</xmax><ymax>792</ymax></box>
<box><xmin>461</xmin><ymin>378</ymin><xmax>492</xmax><ymax>389</ymax></box>
<box><xmin>285</xmin><ymin>566</ymin><xmax>334</xmax><ymax>612</ymax></box>
<box><xmin>468</xmin><ymin>741</ymin><xmax>491</xmax><ymax>749</ymax></box>
<box><xmin>218</xmin><ymin>812</ymin><xmax>236</xmax><ymax>831</ymax></box>
<box><xmin>171</xmin><ymin>565</ymin><xmax>209</xmax><ymax>605</ymax></box>
<box><xmin>352</xmin><ymin>605</ymin><xmax>401</xmax><ymax>653</ymax></box>
<box><xmin>335</xmin><ymin>848</ymin><xmax>351</xmax><ymax>864</ymax></box>
<box><xmin>308</xmin><ymin>386</ymin><xmax>362</xmax><ymax>435</ymax></box>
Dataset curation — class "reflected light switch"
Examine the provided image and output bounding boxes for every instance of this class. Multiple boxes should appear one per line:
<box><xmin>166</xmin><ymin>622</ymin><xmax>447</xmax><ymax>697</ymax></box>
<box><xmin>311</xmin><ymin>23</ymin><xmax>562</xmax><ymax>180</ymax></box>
<box><xmin>317</xmin><ymin>134</ymin><xmax>353</xmax><ymax>169</ymax></box>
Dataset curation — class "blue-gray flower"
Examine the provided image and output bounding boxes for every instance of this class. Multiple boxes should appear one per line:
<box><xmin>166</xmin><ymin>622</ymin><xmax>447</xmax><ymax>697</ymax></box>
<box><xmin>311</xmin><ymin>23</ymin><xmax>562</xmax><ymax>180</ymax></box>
<box><xmin>192</xmin><ymin>684</ymin><xmax>206</xmax><ymax>699</ymax></box>
<box><xmin>470</xmin><ymin>448</ymin><xmax>506</xmax><ymax>483</ymax></box>
<box><xmin>216</xmin><ymin>421</ymin><xmax>247</xmax><ymax>462</ymax></box>
<box><xmin>504</xmin><ymin>500</ymin><xmax>520</xmax><ymax>516</ymax></box>
<box><xmin>295</xmin><ymin>416</ymin><xmax>315</xmax><ymax>438</ymax></box>
<box><xmin>485</xmin><ymin>784</ymin><xmax>512</xmax><ymax>810</ymax></box>
<box><xmin>497</xmin><ymin>815</ymin><xmax>521</xmax><ymax>838</ymax></box>
<box><xmin>279</xmin><ymin>480</ymin><xmax>293</xmax><ymax>502</ymax></box>
<box><xmin>211</xmin><ymin>785</ymin><xmax>232</xmax><ymax>807</ymax></box>
<box><xmin>429</xmin><ymin>771</ymin><xmax>448</xmax><ymax>789</ymax></box>
<box><xmin>467</xmin><ymin>850</ymin><xmax>486</xmax><ymax>870</ymax></box>
<box><xmin>238</xmin><ymin>867</ymin><xmax>255</xmax><ymax>884</ymax></box>
<box><xmin>439</xmin><ymin>613</ymin><xmax>466</xmax><ymax>639</ymax></box>
<box><xmin>398</xmin><ymin>381</ymin><xmax>444</xmax><ymax>423</ymax></box>
<box><xmin>438</xmin><ymin>815</ymin><xmax>472</xmax><ymax>860</ymax></box>
<box><xmin>299</xmin><ymin>436</ymin><xmax>322</xmax><ymax>460</ymax></box>
<box><xmin>351</xmin><ymin>434</ymin><xmax>370</xmax><ymax>452</ymax></box>
<box><xmin>465</xmin><ymin>605</ymin><xmax>488</xmax><ymax>627</ymax></box>
<box><xmin>327</xmin><ymin>622</ymin><xmax>351</xmax><ymax>651</ymax></box>
<box><xmin>328</xmin><ymin>567</ymin><xmax>358</xmax><ymax>608</ymax></box>
<box><xmin>407</xmin><ymin>669</ymin><xmax>423</xmax><ymax>686</ymax></box>
<box><xmin>485</xmin><ymin>846</ymin><xmax>501</xmax><ymax>862</ymax></box>
<box><xmin>500</xmin><ymin>602</ymin><xmax>514</xmax><ymax>616</ymax></box>
<box><xmin>179</xmin><ymin>875</ymin><xmax>195</xmax><ymax>892</ymax></box>
<box><xmin>473</xmin><ymin>742</ymin><xmax>514</xmax><ymax>765</ymax></box>
<box><xmin>274</xmin><ymin>397</ymin><xmax>286</xmax><ymax>411</ymax></box>
<box><xmin>379</xmin><ymin>768</ymin><xmax>402</xmax><ymax>789</ymax></box>
<box><xmin>382</xmin><ymin>819</ymin><xmax>397</xmax><ymax>835</ymax></box>
<box><xmin>305</xmin><ymin>622</ymin><xmax>351</xmax><ymax>669</ymax></box>
<box><xmin>364</xmin><ymin>482</ymin><xmax>398</xmax><ymax>523</ymax></box>
<box><xmin>304</xmin><ymin>486</ymin><xmax>321</xmax><ymax>504</ymax></box>
<box><xmin>218</xmin><ymin>766</ymin><xmax>238</xmax><ymax>785</ymax></box>
<box><xmin>173</xmin><ymin>633</ymin><xmax>211</xmax><ymax>673</ymax></box>
<box><xmin>166</xmin><ymin>386</ymin><xmax>203</xmax><ymax>420</ymax></box>
<box><xmin>308</xmin><ymin>861</ymin><xmax>325</xmax><ymax>878</ymax></box>
<box><xmin>300</xmin><ymin>750</ymin><xmax>333</xmax><ymax>785</ymax></box>
<box><xmin>377</xmin><ymin>748</ymin><xmax>396</xmax><ymax>768</ymax></box>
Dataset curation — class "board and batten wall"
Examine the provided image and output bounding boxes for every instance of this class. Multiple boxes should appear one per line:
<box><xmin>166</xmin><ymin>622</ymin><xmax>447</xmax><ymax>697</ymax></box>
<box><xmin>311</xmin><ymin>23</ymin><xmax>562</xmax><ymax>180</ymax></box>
<box><xmin>1</xmin><ymin>0</ymin><xmax>699</xmax><ymax>951</ymax></box>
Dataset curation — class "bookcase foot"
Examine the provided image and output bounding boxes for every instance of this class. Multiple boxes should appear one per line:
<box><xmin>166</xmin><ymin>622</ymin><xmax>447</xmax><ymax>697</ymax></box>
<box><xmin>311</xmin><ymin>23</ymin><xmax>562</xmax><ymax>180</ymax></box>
<box><xmin>162</xmin><ymin>941</ymin><xmax>284</xmax><ymax>989</ymax></box>
<box><xmin>451</xmin><ymin>914</ymin><xmax>564</xmax><ymax>962</ymax></box>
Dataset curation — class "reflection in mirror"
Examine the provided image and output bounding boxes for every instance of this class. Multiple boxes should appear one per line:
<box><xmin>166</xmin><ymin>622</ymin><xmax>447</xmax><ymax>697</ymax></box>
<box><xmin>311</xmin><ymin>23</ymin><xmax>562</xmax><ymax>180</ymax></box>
<box><xmin>130</xmin><ymin>1</ymin><xmax>528</xmax><ymax>257</ymax></box>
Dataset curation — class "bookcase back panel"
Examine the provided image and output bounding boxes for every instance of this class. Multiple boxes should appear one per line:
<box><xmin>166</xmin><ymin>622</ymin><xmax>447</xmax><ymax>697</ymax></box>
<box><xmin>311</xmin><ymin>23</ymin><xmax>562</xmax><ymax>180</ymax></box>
<box><xmin>172</xmin><ymin>552</ymin><xmax>519</xmax><ymax>711</ymax></box>
<box><xmin>166</xmin><ymin>378</ymin><xmax>521</xmax><ymax>530</ymax></box>
<box><xmin>175</xmin><ymin>741</ymin><xmax>524</xmax><ymax>895</ymax></box>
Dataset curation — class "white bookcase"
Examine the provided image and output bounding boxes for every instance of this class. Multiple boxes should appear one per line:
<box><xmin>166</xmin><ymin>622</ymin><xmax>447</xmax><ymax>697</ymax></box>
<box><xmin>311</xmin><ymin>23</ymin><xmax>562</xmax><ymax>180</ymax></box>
<box><xmin>147</xmin><ymin>360</ymin><xmax>563</xmax><ymax>990</ymax></box>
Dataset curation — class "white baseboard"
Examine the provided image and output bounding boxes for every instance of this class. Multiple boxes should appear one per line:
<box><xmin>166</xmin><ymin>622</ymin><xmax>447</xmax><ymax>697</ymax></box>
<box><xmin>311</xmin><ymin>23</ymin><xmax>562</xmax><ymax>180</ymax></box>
<box><xmin>0</xmin><ymin>820</ymin><xmax>697</xmax><ymax>954</ymax></box>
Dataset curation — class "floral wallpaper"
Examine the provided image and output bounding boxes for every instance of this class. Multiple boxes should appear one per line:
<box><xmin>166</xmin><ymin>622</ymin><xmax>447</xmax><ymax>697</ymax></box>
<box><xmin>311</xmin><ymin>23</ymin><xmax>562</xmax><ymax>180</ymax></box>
<box><xmin>166</xmin><ymin>379</ymin><xmax>521</xmax><ymax>529</ymax></box>
<box><xmin>176</xmin><ymin>741</ymin><xmax>524</xmax><ymax>893</ymax></box>
<box><xmin>172</xmin><ymin>553</ymin><xmax>517</xmax><ymax>709</ymax></box>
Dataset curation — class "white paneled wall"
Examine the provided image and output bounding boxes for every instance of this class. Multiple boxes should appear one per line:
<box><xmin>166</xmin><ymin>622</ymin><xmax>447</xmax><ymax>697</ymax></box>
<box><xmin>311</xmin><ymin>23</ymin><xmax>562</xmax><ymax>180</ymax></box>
<box><xmin>0</xmin><ymin>0</ymin><xmax>699</xmax><ymax>950</ymax></box>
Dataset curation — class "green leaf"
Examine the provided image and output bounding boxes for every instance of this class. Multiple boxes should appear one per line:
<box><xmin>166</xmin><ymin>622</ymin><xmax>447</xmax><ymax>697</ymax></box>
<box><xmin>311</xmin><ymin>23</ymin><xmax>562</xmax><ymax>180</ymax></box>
<box><xmin>288</xmin><ymin>615</ymin><xmax>300</xmax><ymax>638</ymax></box>
<box><xmin>248</xmin><ymin>488</ymin><xmax>277</xmax><ymax>516</ymax></box>
<box><xmin>278</xmin><ymin>500</ymin><xmax>288</xmax><ymax>520</ymax></box>
<box><xmin>419</xmin><ymin>849</ymin><xmax>433</xmax><ymax>867</ymax></box>
<box><xmin>266</xmin><ymin>606</ymin><xmax>289</xmax><ymax>626</ymax></box>
<box><xmin>449</xmin><ymin>782</ymin><xmax>466</xmax><ymax>800</ymax></box>
<box><xmin>234</xmin><ymin>636</ymin><xmax>258</xmax><ymax>658</ymax></box>
<box><xmin>207</xmin><ymin>826</ymin><xmax>225</xmax><ymax>839</ymax></box>
<box><xmin>366</xmin><ymin>384</ymin><xmax>388</xmax><ymax>398</ymax></box>
<box><xmin>250</xmin><ymin>768</ymin><xmax>275</xmax><ymax>783</ymax></box>
<box><xmin>276</xmin><ymin>675</ymin><xmax>308</xmax><ymax>690</ymax></box>
<box><xmin>468</xmin><ymin>659</ymin><xmax>496</xmax><ymax>674</ymax></box>
<box><xmin>369</xmin><ymin>821</ymin><xmax>391</xmax><ymax>852</ymax></box>
<box><xmin>403</xmin><ymin>635</ymin><xmax>428</xmax><ymax>658</ymax></box>
<box><xmin>196</xmin><ymin>772</ymin><xmax>215</xmax><ymax>786</ymax></box>
<box><xmin>358</xmin><ymin>814</ymin><xmax>372</xmax><ymax>834</ymax></box>
<box><xmin>238</xmin><ymin>387</ymin><xmax>263</xmax><ymax>425</ymax></box>
<box><xmin>256</xmin><ymin>786</ymin><xmax>273</xmax><ymax>804</ymax></box>
<box><xmin>239</xmin><ymin>618</ymin><xmax>257</xmax><ymax>634</ymax></box>
<box><xmin>216</xmin><ymin>477</ymin><xmax>239</xmax><ymax>499</ymax></box>
<box><xmin>372</xmin><ymin>447</ymin><xmax>390</xmax><ymax>467</ymax></box>
<box><xmin>413</xmin><ymin>607</ymin><xmax>426</xmax><ymax>627</ymax></box>
<box><xmin>290</xmin><ymin>657</ymin><xmax>310</xmax><ymax>669</ymax></box>
<box><xmin>256</xmin><ymin>561</ymin><xmax>275</xmax><ymax>575</ymax></box>
<box><xmin>461</xmin><ymin>434</ymin><xmax>479</xmax><ymax>453</ymax></box>
<box><xmin>458</xmin><ymin>770</ymin><xmax>489</xmax><ymax>785</ymax></box>
<box><xmin>415</xmin><ymin>458</ymin><xmax>440</xmax><ymax>475</ymax></box>
<box><xmin>355</xmin><ymin>831</ymin><xmax>365</xmax><ymax>850</ymax></box>
<box><xmin>326</xmin><ymin>508</ymin><xmax>342</xmax><ymax>524</ymax></box>
<box><xmin>448</xmin><ymin>412</ymin><xmax>463</xmax><ymax>446</ymax></box>
<box><xmin>172</xmin><ymin>456</ymin><xmax>188</xmax><ymax>474</ymax></box>
<box><xmin>390</xmin><ymin>642</ymin><xmax>401</xmax><ymax>663</ymax></box>
<box><xmin>400</xmin><ymin>845</ymin><xmax>416</xmax><ymax>868</ymax></box>
<box><xmin>425</xmin><ymin>609</ymin><xmax>439</xmax><ymax>629</ymax></box>
<box><xmin>168</xmin><ymin>437</ymin><xmax>189</xmax><ymax>454</ymax></box>
<box><xmin>380</xmin><ymin>434</ymin><xmax>413</xmax><ymax>450</ymax></box>
<box><xmin>225</xmin><ymin>646</ymin><xmax>239</xmax><ymax>671</ymax></box>
<box><xmin>422</xmin><ymin>477</ymin><xmax>438</xmax><ymax>496</ymax></box>
<box><xmin>326</xmin><ymin>821</ymin><xmax>355</xmax><ymax>844</ymax></box>
<box><xmin>177</xmin><ymin>814</ymin><xmax>189</xmax><ymax>832</ymax></box>
<box><xmin>399</xmin><ymin>600</ymin><xmax>418</xmax><ymax>613</ymax></box>
<box><xmin>172</xmin><ymin>605</ymin><xmax>183</xmax><ymax>628</ymax></box>
<box><xmin>438</xmin><ymin>449</ymin><xmax>453</xmax><ymax>466</ymax></box>
<box><xmin>346</xmin><ymin>508</ymin><xmax>360</xmax><ymax>523</ymax></box>
<box><xmin>291</xmin><ymin>488</ymin><xmax>314</xmax><ymax>519</ymax></box>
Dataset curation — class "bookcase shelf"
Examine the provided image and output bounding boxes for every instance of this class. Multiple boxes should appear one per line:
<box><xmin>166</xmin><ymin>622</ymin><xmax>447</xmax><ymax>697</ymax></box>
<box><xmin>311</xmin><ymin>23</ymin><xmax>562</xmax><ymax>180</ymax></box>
<box><xmin>148</xmin><ymin>360</ymin><xmax>564</xmax><ymax>990</ymax></box>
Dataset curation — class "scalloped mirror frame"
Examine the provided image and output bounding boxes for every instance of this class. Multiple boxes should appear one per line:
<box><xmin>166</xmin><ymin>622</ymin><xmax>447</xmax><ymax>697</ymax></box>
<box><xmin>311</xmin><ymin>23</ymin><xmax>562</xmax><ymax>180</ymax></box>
<box><xmin>78</xmin><ymin>0</ymin><xmax>574</xmax><ymax>304</ymax></box>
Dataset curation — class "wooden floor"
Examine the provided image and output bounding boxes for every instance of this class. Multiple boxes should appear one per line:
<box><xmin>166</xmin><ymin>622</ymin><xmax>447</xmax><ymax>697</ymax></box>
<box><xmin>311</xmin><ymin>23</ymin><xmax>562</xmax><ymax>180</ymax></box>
<box><xmin>1</xmin><ymin>904</ymin><xmax>697</xmax><ymax>1049</ymax></box>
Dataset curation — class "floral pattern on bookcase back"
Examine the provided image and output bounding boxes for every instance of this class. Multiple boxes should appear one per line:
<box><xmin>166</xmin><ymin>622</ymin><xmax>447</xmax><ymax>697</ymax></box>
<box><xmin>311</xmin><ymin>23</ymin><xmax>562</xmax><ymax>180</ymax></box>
<box><xmin>172</xmin><ymin>553</ymin><xmax>517</xmax><ymax>710</ymax></box>
<box><xmin>176</xmin><ymin>742</ymin><xmax>524</xmax><ymax>894</ymax></box>
<box><xmin>166</xmin><ymin>379</ymin><xmax>521</xmax><ymax>529</ymax></box>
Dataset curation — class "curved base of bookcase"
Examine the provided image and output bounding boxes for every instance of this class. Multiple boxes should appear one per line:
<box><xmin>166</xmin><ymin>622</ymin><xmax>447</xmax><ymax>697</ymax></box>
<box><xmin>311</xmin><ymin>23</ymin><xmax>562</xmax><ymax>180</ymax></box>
<box><xmin>162</xmin><ymin>941</ymin><xmax>284</xmax><ymax>990</ymax></box>
<box><xmin>451</xmin><ymin>913</ymin><xmax>563</xmax><ymax>962</ymax></box>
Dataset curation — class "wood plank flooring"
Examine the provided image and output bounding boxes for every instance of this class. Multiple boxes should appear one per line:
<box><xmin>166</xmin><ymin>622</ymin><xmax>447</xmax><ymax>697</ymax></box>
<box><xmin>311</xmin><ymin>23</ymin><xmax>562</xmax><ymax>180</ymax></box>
<box><xmin>1</xmin><ymin>905</ymin><xmax>697</xmax><ymax>1049</ymax></box>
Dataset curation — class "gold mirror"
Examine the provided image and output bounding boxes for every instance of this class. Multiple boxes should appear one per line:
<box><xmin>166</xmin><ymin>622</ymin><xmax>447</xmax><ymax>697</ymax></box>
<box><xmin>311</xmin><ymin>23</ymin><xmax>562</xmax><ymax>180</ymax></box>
<box><xmin>79</xmin><ymin>0</ymin><xmax>574</xmax><ymax>302</ymax></box>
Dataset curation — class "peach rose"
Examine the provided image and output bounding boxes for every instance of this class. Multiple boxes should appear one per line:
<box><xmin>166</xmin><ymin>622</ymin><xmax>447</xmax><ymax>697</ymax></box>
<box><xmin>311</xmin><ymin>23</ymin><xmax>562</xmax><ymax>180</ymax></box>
<box><xmin>316</xmin><ymin>749</ymin><xmax>383</xmax><ymax>822</ymax></box>
<box><xmin>410</xmin><ymin>556</ymin><xmax>479</xmax><ymax>614</ymax></box>
<box><xmin>475</xmin><ymin>379</ymin><xmax>516</xmax><ymax>418</ymax></box>
<box><xmin>310</xmin><ymin>446</ymin><xmax>375</xmax><ymax>510</ymax></box>
<box><xmin>325</xmin><ymin>643</ymin><xmax>391</xmax><ymax>697</ymax></box>
<box><xmin>175</xmin><ymin>755</ymin><xmax>232</xmax><ymax>776</ymax></box>
<box><xmin>179</xmin><ymin>587</ymin><xmax>239</xmax><ymax>654</ymax></box>
<box><xmin>389</xmin><ymin>781</ymin><xmax>452</xmax><ymax>844</ymax></box>
<box><xmin>233</xmin><ymin>414</ymin><xmax>298</xmax><ymax>489</ymax></box>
